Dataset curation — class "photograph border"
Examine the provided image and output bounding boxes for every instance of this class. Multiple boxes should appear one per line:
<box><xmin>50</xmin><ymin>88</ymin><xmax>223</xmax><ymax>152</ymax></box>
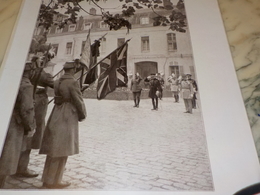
<box><xmin>0</xmin><ymin>0</ymin><xmax>259</xmax><ymax>194</ymax></box>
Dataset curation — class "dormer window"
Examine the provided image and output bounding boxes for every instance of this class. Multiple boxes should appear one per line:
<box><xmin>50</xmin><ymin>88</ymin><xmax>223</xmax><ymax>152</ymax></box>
<box><xmin>68</xmin><ymin>24</ymin><xmax>76</xmax><ymax>32</ymax></box>
<box><xmin>55</xmin><ymin>27</ymin><xmax>63</xmax><ymax>34</ymax></box>
<box><xmin>83</xmin><ymin>22</ymin><xmax>92</xmax><ymax>30</ymax></box>
<box><xmin>100</xmin><ymin>21</ymin><xmax>109</xmax><ymax>29</ymax></box>
<box><xmin>140</xmin><ymin>17</ymin><xmax>149</xmax><ymax>25</ymax></box>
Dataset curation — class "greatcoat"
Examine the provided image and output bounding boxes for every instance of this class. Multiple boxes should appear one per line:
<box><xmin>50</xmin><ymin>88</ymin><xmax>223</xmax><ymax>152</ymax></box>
<box><xmin>39</xmin><ymin>73</ymin><xmax>86</xmax><ymax>157</ymax></box>
<box><xmin>0</xmin><ymin>77</ymin><xmax>35</xmax><ymax>175</ymax></box>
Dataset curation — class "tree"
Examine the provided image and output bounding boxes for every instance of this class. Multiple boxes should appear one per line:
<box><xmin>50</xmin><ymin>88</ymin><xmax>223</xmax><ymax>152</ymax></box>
<box><xmin>38</xmin><ymin>0</ymin><xmax>186</xmax><ymax>33</ymax></box>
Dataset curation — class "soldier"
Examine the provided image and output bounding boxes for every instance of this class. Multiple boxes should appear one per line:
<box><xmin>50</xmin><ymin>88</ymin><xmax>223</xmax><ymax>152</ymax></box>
<box><xmin>39</xmin><ymin>61</ymin><xmax>86</xmax><ymax>189</ymax></box>
<box><xmin>0</xmin><ymin>62</ymin><xmax>36</xmax><ymax>188</ymax></box>
<box><xmin>145</xmin><ymin>73</ymin><xmax>162</xmax><ymax>111</ymax></box>
<box><xmin>180</xmin><ymin>73</ymin><xmax>194</xmax><ymax>114</ymax></box>
<box><xmin>14</xmin><ymin>56</ymin><xmax>54</xmax><ymax>178</ymax></box>
<box><xmin>187</xmin><ymin>74</ymin><xmax>198</xmax><ymax>109</ymax></box>
<box><xmin>168</xmin><ymin>73</ymin><xmax>180</xmax><ymax>103</ymax></box>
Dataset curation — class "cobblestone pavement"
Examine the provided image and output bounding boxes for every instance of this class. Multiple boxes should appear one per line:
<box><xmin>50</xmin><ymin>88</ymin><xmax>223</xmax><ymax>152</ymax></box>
<box><xmin>3</xmin><ymin>97</ymin><xmax>214</xmax><ymax>191</ymax></box>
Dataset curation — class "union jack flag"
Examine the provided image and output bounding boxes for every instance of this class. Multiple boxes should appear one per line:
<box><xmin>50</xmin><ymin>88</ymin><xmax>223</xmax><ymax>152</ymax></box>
<box><xmin>97</xmin><ymin>41</ymin><xmax>128</xmax><ymax>100</ymax></box>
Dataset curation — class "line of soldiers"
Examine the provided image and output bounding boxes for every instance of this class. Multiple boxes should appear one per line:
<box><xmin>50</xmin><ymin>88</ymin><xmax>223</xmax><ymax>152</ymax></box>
<box><xmin>0</xmin><ymin>58</ymin><xmax>86</xmax><ymax>189</ymax></box>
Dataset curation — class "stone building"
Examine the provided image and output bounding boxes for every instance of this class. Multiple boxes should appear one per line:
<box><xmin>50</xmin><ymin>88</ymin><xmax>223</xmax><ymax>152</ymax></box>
<box><xmin>35</xmin><ymin>6</ymin><xmax>195</xmax><ymax>87</ymax></box>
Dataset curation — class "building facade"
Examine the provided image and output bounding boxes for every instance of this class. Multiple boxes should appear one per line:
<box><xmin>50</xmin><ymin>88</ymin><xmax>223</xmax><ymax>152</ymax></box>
<box><xmin>36</xmin><ymin>7</ymin><xmax>195</xmax><ymax>87</ymax></box>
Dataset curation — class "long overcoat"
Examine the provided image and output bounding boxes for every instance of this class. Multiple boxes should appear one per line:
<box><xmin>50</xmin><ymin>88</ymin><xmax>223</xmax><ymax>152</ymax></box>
<box><xmin>39</xmin><ymin>73</ymin><xmax>86</xmax><ymax>157</ymax></box>
<box><xmin>0</xmin><ymin>77</ymin><xmax>35</xmax><ymax>175</ymax></box>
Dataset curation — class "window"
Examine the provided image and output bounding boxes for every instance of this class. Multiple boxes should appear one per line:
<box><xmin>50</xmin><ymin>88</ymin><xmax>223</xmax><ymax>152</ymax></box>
<box><xmin>140</xmin><ymin>17</ymin><xmax>149</xmax><ymax>25</ymax></box>
<box><xmin>52</xmin><ymin>44</ymin><xmax>59</xmax><ymax>55</ymax></box>
<box><xmin>68</xmin><ymin>24</ymin><xmax>76</xmax><ymax>32</ymax></box>
<box><xmin>83</xmin><ymin>22</ymin><xmax>92</xmax><ymax>30</ymax></box>
<box><xmin>167</xmin><ymin>33</ymin><xmax>177</xmax><ymax>51</ymax></box>
<box><xmin>141</xmin><ymin>36</ymin><xmax>150</xmax><ymax>52</ymax></box>
<box><xmin>100</xmin><ymin>21</ymin><xmax>109</xmax><ymax>29</ymax></box>
<box><xmin>66</xmin><ymin>42</ymin><xmax>73</xmax><ymax>55</ymax></box>
<box><xmin>117</xmin><ymin>38</ymin><xmax>125</xmax><ymax>47</ymax></box>
<box><xmin>101</xmin><ymin>38</ymin><xmax>106</xmax><ymax>52</ymax></box>
<box><xmin>55</xmin><ymin>27</ymin><xmax>63</xmax><ymax>34</ymax></box>
<box><xmin>170</xmin><ymin>66</ymin><xmax>180</xmax><ymax>78</ymax></box>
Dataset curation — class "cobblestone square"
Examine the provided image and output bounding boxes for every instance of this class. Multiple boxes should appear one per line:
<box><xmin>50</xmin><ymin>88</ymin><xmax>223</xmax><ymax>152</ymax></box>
<box><xmin>4</xmin><ymin>97</ymin><xmax>214</xmax><ymax>191</ymax></box>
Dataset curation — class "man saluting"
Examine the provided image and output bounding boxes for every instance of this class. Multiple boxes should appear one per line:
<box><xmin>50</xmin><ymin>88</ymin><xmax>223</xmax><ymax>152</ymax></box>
<box><xmin>39</xmin><ymin>61</ymin><xmax>86</xmax><ymax>189</ymax></box>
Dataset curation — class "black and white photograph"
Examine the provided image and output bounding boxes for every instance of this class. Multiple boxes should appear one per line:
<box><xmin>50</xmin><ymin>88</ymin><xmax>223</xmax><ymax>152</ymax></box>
<box><xmin>0</xmin><ymin>0</ymin><xmax>260</xmax><ymax>194</ymax></box>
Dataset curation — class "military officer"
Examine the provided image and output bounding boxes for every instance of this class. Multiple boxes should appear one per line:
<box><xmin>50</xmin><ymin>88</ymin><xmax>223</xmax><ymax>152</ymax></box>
<box><xmin>180</xmin><ymin>73</ymin><xmax>194</xmax><ymax>114</ymax></box>
<box><xmin>15</xmin><ymin>57</ymin><xmax>54</xmax><ymax>178</ymax></box>
<box><xmin>39</xmin><ymin>61</ymin><xmax>86</xmax><ymax>189</ymax></box>
<box><xmin>0</xmin><ymin>62</ymin><xmax>36</xmax><ymax>188</ymax></box>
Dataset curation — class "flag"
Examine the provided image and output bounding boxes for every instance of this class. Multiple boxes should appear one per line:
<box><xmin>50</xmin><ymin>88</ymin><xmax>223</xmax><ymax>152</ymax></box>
<box><xmin>80</xmin><ymin>27</ymin><xmax>92</xmax><ymax>69</ymax></box>
<box><xmin>75</xmin><ymin>24</ymin><xmax>92</xmax><ymax>88</ymax></box>
<box><xmin>97</xmin><ymin>42</ymin><xmax>128</xmax><ymax>100</ymax></box>
<box><xmin>84</xmin><ymin>40</ymin><xmax>100</xmax><ymax>85</ymax></box>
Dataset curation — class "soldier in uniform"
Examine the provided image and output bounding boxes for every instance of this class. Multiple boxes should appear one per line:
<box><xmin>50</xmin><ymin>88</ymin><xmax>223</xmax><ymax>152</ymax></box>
<box><xmin>14</xmin><ymin>56</ymin><xmax>54</xmax><ymax>178</ymax></box>
<box><xmin>39</xmin><ymin>61</ymin><xmax>86</xmax><ymax>189</ymax></box>
<box><xmin>180</xmin><ymin>73</ymin><xmax>194</xmax><ymax>114</ymax></box>
<box><xmin>187</xmin><ymin>74</ymin><xmax>198</xmax><ymax>109</ymax></box>
<box><xmin>168</xmin><ymin>73</ymin><xmax>180</xmax><ymax>103</ymax></box>
<box><xmin>0</xmin><ymin>62</ymin><xmax>36</xmax><ymax>188</ymax></box>
<box><xmin>145</xmin><ymin>73</ymin><xmax>162</xmax><ymax>111</ymax></box>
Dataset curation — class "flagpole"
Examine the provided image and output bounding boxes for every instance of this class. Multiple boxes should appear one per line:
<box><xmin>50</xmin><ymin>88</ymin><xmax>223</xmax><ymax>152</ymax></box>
<box><xmin>79</xmin><ymin>39</ymin><xmax>131</xmax><ymax>79</ymax></box>
<box><xmin>51</xmin><ymin>32</ymin><xmax>108</xmax><ymax>79</ymax></box>
<box><xmin>48</xmin><ymin>39</ymin><xmax>131</xmax><ymax>105</ymax></box>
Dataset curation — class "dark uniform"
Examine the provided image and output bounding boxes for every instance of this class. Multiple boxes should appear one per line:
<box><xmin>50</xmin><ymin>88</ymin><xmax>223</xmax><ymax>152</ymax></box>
<box><xmin>39</xmin><ymin>62</ymin><xmax>86</xmax><ymax>189</ymax></box>
<box><xmin>15</xmin><ymin>66</ymin><xmax>54</xmax><ymax>177</ymax></box>
<box><xmin>187</xmin><ymin>76</ymin><xmax>198</xmax><ymax>109</ymax></box>
<box><xmin>0</xmin><ymin>64</ymin><xmax>35</xmax><ymax>188</ymax></box>
<box><xmin>145</xmin><ymin>74</ymin><xmax>162</xmax><ymax>110</ymax></box>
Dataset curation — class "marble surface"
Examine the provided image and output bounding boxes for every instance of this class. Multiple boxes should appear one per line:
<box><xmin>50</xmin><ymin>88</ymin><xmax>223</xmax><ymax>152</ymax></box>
<box><xmin>218</xmin><ymin>0</ymin><xmax>260</xmax><ymax>159</ymax></box>
<box><xmin>0</xmin><ymin>0</ymin><xmax>260</xmax><ymax>159</ymax></box>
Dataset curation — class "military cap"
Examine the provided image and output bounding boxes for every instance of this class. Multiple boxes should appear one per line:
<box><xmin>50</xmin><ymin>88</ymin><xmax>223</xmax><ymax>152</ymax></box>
<box><xmin>63</xmin><ymin>61</ymin><xmax>75</xmax><ymax>69</ymax></box>
<box><xmin>185</xmin><ymin>73</ymin><xmax>192</xmax><ymax>76</ymax></box>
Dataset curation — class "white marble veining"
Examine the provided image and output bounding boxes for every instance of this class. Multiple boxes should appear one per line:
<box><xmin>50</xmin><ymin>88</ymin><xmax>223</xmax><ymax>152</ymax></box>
<box><xmin>218</xmin><ymin>0</ymin><xmax>260</xmax><ymax>159</ymax></box>
<box><xmin>1</xmin><ymin>0</ymin><xmax>260</xmax><ymax>160</ymax></box>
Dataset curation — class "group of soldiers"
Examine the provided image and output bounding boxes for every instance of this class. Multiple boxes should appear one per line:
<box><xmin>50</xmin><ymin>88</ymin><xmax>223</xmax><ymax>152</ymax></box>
<box><xmin>0</xmin><ymin>56</ymin><xmax>86</xmax><ymax>189</ymax></box>
<box><xmin>131</xmin><ymin>72</ymin><xmax>198</xmax><ymax>113</ymax></box>
<box><xmin>168</xmin><ymin>73</ymin><xmax>198</xmax><ymax>114</ymax></box>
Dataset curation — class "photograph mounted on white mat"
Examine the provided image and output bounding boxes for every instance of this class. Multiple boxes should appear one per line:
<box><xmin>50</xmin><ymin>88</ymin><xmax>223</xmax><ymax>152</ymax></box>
<box><xmin>0</xmin><ymin>0</ymin><xmax>259</xmax><ymax>194</ymax></box>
